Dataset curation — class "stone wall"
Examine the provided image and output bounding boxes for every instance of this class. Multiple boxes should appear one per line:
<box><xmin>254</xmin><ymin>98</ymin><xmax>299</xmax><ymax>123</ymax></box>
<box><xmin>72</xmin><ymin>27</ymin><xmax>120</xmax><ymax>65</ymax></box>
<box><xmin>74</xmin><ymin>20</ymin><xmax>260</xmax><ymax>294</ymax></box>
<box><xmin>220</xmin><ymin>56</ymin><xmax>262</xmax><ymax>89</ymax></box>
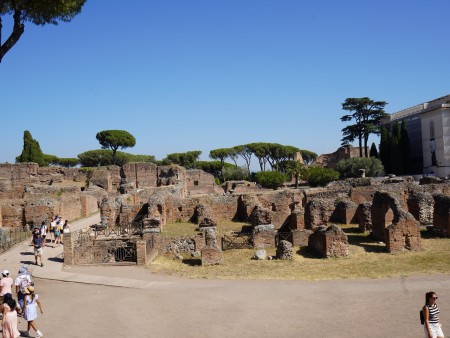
<box><xmin>432</xmin><ymin>194</ymin><xmax>450</xmax><ymax>236</ymax></box>
<box><xmin>407</xmin><ymin>191</ymin><xmax>434</xmax><ymax>226</ymax></box>
<box><xmin>122</xmin><ymin>162</ymin><xmax>158</xmax><ymax>189</ymax></box>
<box><xmin>308</xmin><ymin>224</ymin><xmax>349</xmax><ymax>258</ymax></box>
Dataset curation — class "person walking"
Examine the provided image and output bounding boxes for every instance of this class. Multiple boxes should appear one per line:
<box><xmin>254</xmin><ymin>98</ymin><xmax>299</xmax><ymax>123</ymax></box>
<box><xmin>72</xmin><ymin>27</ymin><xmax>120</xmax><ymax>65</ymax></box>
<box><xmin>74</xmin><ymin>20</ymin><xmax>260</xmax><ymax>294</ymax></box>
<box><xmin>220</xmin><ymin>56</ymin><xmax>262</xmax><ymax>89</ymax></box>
<box><xmin>54</xmin><ymin>221</ymin><xmax>62</xmax><ymax>247</ymax></box>
<box><xmin>14</xmin><ymin>268</ymin><xmax>31</xmax><ymax>309</ymax></box>
<box><xmin>39</xmin><ymin>221</ymin><xmax>48</xmax><ymax>247</ymax></box>
<box><xmin>0</xmin><ymin>270</ymin><xmax>14</xmax><ymax>304</ymax></box>
<box><xmin>2</xmin><ymin>296</ymin><xmax>21</xmax><ymax>338</ymax></box>
<box><xmin>423</xmin><ymin>291</ymin><xmax>445</xmax><ymax>338</ymax></box>
<box><xmin>32</xmin><ymin>233</ymin><xmax>44</xmax><ymax>267</ymax></box>
<box><xmin>23</xmin><ymin>286</ymin><xmax>43</xmax><ymax>338</ymax></box>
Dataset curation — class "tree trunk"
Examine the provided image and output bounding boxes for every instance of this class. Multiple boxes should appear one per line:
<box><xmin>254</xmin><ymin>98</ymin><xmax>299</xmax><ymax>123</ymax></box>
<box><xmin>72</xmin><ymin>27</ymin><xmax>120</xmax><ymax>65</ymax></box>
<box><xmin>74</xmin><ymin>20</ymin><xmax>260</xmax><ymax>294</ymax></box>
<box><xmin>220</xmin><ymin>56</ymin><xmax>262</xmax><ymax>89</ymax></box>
<box><xmin>0</xmin><ymin>9</ymin><xmax>25</xmax><ymax>63</ymax></box>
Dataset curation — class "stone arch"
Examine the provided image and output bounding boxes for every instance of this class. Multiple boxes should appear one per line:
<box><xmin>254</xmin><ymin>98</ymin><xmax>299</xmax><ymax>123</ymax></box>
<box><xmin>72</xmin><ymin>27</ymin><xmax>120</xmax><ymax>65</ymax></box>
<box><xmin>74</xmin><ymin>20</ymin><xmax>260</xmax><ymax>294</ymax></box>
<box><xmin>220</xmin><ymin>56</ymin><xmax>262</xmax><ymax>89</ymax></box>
<box><xmin>371</xmin><ymin>191</ymin><xmax>421</xmax><ymax>253</ymax></box>
<box><xmin>371</xmin><ymin>191</ymin><xmax>402</xmax><ymax>241</ymax></box>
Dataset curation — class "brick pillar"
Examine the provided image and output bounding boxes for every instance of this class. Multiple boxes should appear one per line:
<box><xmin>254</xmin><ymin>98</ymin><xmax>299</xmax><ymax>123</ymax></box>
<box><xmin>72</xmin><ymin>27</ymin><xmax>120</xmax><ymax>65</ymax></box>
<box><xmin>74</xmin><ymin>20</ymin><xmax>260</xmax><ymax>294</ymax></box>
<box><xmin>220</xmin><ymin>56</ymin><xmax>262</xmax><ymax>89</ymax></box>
<box><xmin>136</xmin><ymin>240</ymin><xmax>146</xmax><ymax>266</ymax></box>
<box><xmin>63</xmin><ymin>231</ymin><xmax>74</xmax><ymax>265</ymax></box>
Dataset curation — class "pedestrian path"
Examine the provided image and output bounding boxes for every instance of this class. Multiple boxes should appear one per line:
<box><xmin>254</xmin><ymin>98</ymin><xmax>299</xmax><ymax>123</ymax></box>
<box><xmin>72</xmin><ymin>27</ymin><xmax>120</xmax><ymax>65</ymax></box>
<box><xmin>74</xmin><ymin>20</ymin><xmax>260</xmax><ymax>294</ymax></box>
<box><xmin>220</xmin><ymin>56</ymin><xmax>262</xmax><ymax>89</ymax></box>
<box><xmin>0</xmin><ymin>213</ymin><xmax>175</xmax><ymax>289</ymax></box>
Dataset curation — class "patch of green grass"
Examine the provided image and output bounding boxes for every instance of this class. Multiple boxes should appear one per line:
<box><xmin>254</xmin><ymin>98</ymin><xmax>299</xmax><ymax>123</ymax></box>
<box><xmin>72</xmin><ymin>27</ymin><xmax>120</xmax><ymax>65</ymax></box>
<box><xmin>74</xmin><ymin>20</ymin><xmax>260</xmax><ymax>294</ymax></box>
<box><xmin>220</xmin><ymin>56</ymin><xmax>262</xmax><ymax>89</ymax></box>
<box><xmin>149</xmin><ymin>224</ymin><xmax>450</xmax><ymax>280</ymax></box>
<box><xmin>161</xmin><ymin>220</ymin><xmax>250</xmax><ymax>238</ymax></box>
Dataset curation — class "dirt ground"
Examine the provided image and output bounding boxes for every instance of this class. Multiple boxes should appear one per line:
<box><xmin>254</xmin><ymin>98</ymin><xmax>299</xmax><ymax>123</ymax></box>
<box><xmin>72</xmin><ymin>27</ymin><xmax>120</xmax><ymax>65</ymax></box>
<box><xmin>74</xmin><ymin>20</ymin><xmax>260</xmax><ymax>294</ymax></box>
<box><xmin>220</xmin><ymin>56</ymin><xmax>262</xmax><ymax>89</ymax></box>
<box><xmin>31</xmin><ymin>268</ymin><xmax>450</xmax><ymax>338</ymax></box>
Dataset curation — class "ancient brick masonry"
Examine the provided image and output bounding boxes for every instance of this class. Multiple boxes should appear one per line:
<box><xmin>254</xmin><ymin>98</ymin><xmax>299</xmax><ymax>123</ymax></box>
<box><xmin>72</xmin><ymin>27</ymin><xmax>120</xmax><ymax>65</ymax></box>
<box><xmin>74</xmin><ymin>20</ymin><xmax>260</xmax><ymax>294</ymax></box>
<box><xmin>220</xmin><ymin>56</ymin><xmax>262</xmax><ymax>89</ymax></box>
<box><xmin>407</xmin><ymin>191</ymin><xmax>434</xmax><ymax>226</ymax></box>
<box><xmin>201</xmin><ymin>228</ymin><xmax>223</xmax><ymax>266</ymax></box>
<box><xmin>356</xmin><ymin>202</ymin><xmax>372</xmax><ymax>232</ymax></box>
<box><xmin>276</xmin><ymin>240</ymin><xmax>293</xmax><ymax>260</ymax></box>
<box><xmin>371</xmin><ymin>191</ymin><xmax>421</xmax><ymax>253</ymax></box>
<box><xmin>432</xmin><ymin>194</ymin><xmax>450</xmax><ymax>236</ymax></box>
<box><xmin>308</xmin><ymin>224</ymin><xmax>349</xmax><ymax>258</ymax></box>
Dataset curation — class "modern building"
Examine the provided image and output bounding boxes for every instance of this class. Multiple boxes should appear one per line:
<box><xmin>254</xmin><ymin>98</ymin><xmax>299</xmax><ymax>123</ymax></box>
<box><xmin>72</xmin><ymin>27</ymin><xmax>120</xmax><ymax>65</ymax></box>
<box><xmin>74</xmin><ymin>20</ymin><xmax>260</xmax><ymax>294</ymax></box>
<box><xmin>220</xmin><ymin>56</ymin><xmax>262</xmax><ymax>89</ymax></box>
<box><xmin>388</xmin><ymin>94</ymin><xmax>450</xmax><ymax>177</ymax></box>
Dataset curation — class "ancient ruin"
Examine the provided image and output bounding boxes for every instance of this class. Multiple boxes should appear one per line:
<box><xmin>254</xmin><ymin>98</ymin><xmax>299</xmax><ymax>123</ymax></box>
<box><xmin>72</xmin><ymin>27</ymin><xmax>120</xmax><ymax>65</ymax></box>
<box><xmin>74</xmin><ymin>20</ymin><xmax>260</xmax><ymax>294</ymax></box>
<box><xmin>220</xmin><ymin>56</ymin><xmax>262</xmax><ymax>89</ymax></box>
<box><xmin>2</xmin><ymin>161</ymin><xmax>450</xmax><ymax>267</ymax></box>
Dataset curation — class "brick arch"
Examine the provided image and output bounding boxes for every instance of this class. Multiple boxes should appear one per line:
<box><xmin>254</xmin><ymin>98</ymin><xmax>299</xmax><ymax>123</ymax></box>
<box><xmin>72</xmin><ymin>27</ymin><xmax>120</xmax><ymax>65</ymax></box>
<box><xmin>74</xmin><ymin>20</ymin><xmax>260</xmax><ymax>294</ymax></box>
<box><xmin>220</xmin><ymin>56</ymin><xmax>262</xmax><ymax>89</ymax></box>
<box><xmin>371</xmin><ymin>191</ymin><xmax>421</xmax><ymax>253</ymax></box>
<box><xmin>371</xmin><ymin>191</ymin><xmax>402</xmax><ymax>241</ymax></box>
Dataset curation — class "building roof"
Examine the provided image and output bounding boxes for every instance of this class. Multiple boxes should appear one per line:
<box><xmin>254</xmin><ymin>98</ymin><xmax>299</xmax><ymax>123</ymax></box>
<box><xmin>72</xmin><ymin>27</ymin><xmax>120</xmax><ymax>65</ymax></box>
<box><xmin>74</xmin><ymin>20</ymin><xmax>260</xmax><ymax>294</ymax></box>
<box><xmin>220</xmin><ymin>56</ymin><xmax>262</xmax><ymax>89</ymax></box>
<box><xmin>389</xmin><ymin>94</ymin><xmax>450</xmax><ymax>122</ymax></box>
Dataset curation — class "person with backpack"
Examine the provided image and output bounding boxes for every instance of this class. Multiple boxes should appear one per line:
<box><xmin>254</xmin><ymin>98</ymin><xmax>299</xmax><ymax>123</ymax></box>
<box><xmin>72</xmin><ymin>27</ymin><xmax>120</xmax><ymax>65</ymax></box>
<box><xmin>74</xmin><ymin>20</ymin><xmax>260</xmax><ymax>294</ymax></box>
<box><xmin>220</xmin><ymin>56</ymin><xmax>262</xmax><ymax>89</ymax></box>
<box><xmin>14</xmin><ymin>268</ymin><xmax>31</xmax><ymax>309</ymax></box>
<box><xmin>423</xmin><ymin>291</ymin><xmax>444</xmax><ymax>338</ymax></box>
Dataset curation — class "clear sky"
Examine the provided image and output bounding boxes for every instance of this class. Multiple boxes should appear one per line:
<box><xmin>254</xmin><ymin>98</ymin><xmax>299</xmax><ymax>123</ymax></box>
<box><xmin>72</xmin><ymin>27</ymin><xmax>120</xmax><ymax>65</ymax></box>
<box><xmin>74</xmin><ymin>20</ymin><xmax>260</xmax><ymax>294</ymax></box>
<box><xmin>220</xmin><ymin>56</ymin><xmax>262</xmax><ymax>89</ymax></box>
<box><xmin>1</xmin><ymin>0</ymin><xmax>449</xmax><ymax>165</ymax></box>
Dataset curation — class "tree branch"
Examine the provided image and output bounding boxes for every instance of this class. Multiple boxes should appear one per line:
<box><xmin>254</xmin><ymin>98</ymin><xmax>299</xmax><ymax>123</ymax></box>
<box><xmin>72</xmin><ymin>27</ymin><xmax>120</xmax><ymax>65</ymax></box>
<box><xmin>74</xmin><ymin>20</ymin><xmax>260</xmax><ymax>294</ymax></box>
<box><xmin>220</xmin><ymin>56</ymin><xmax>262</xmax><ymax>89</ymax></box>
<box><xmin>0</xmin><ymin>7</ymin><xmax>25</xmax><ymax>63</ymax></box>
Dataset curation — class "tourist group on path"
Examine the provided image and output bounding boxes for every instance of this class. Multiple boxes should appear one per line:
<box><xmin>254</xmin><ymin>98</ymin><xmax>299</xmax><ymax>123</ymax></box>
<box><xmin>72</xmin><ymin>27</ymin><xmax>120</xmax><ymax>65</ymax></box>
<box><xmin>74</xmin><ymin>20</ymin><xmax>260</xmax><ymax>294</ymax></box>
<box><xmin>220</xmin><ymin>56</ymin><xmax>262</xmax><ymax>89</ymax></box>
<box><xmin>0</xmin><ymin>214</ymin><xmax>70</xmax><ymax>337</ymax></box>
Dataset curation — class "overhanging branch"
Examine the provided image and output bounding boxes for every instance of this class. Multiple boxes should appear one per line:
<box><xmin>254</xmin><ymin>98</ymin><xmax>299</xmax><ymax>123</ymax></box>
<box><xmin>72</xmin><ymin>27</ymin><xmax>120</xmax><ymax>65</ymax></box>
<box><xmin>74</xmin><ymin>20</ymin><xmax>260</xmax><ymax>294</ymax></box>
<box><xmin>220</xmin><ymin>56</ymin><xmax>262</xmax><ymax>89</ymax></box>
<box><xmin>0</xmin><ymin>8</ymin><xmax>24</xmax><ymax>63</ymax></box>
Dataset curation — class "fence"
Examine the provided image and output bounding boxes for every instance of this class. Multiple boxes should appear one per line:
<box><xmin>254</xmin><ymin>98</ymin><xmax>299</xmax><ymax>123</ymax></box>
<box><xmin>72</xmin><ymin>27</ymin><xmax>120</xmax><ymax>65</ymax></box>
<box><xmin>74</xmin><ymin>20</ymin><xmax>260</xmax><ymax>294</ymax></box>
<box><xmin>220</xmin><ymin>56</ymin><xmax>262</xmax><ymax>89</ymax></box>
<box><xmin>275</xmin><ymin>232</ymin><xmax>293</xmax><ymax>246</ymax></box>
<box><xmin>70</xmin><ymin>223</ymin><xmax>143</xmax><ymax>265</ymax></box>
<box><xmin>221</xmin><ymin>233</ymin><xmax>252</xmax><ymax>250</ymax></box>
<box><xmin>0</xmin><ymin>226</ymin><xmax>31</xmax><ymax>254</ymax></box>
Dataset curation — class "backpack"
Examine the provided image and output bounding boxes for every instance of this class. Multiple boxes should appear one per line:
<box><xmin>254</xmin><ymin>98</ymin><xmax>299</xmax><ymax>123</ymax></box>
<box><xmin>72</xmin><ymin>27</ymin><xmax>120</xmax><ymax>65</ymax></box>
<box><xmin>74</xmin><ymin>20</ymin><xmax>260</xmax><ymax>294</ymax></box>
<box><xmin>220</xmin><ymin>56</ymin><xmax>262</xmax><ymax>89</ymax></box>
<box><xmin>19</xmin><ymin>275</ymin><xmax>31</xmax><ymax>293</ymax></box>
<box><xmin>420</xmin><ymin>309</ymin><xmax>425</xmax><ymax>325</ymax></box>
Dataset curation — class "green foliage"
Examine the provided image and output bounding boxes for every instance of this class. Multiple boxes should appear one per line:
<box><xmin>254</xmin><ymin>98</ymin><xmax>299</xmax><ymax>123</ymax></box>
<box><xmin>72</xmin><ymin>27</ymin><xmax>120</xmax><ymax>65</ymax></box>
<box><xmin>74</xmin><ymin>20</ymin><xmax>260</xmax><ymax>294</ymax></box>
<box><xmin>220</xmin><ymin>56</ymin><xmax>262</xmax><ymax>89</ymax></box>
<box><xmin>379</xmin><ymin>126</ymin><xmax>391</xmax><ymax>173</ymax></box>
<box><xmin>282</xmin><ymin>160</ymin><xmax>308</xmax><ymax>188</ymax></box>
<box><xmin>390</xmin><ymin>121</ymin><xmax>402</xmax><ymax>175</ymax></box>
<box><xmin>335</xmin><ymin>157</ymin><xmax>384</xmax><ymax>178</ymax></box>
<box><xmin>163</xmin><ymin>151</ymin><xmax>202</xmax><ymax>168</ymax></box>
<box><xmin>300</xmin><ymin>149</ymin><xmax>318</xmax><ymax>165</ymax></box>
<box><xmin>233</xmin><ymin>145</ymin><xmax>253</xmax><ymax>172</ymax></box>
<box><xmin>306</xmin><ymin>166</ymin><xmax>339</xmax><ymax>187</ymax></box>
<box><xmin>400</xmin><ymin>120</ymin><xmax>411</xmax><ymax>174</ymax></box>
<box><xmin>56</xmin><ymin>157</ymin><xmax>80</xmax><ymax>167</ymax></box>
<box><xmin>96</xmin><ymin>130</ymin><xmax>136</xmax><ymax>165</ymax></box>
<box><xmin>369</xmin><ymin>142</ymin><xmax>379</xmax><ymax>158</ymax></box>
<box><xmin>43</xmin><ymin>154</ymin><xmax>59</xmax><ymax>165</ymax></box>
<box><xmin>0</xmin><ymin>0</ymin><xmax>86</xmax><ymax>62</ymax></box>
<box><xmin>340</xmin><ymin>97</ymin><xmax>388</xmax><ymax>157</ymax></box>
<box><xmin>254</xmin><ymin>171</ymin><xmax>288</xmax><ymax>189</ymax></box>
<box><xmin>222</xmin><ymin>166</ymin><xmax>250</xmax><ymax>181</ymax></box>
<box><xmin>77</xmin><ymin>150</ymin><xmax>154</xmax><ymax>167</ymax></box>
<box><xmin>194</xmin><ymin>161</ymin><xmax>233</xmax><ymax>178</ymax></box>
<box><xmin>126</xmin><ymin>154</ymin><xmax>156</xmax><ymax>163</ymax></box>
<box><xmin>209</xmin><ymin>148</ymin><xmax>237</xmax><ymax>166</ymax></box>
<box><xmin>16</xmin><ymin>130</ymin><xmax>47</xmax><ymax>166</ymax></box>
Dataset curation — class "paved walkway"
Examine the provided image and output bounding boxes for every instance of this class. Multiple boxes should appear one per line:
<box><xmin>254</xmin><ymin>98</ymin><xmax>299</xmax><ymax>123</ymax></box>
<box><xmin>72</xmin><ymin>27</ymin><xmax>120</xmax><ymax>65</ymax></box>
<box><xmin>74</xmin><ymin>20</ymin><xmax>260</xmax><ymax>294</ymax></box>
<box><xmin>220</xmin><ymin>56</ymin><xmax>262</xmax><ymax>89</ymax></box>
<box><xmin>0</xmin><ymin>213</ymin><xmax>175</xmax><ymax>289</ymax></box>
<box><xmin>1</xmin><ymin>214</ymin><xmax>450</xmax><ymax>337</ymax></box>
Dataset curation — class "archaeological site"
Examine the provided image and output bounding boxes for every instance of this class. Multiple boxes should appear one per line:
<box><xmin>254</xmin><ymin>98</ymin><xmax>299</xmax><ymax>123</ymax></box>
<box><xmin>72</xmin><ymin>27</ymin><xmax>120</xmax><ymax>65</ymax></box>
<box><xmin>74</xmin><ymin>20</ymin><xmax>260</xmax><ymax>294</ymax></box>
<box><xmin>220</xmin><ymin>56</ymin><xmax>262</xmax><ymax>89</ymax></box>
<box><xmin>1</xmin><ymin>162</ymin><xmax>450</xmax><ymax>267</ymax></box>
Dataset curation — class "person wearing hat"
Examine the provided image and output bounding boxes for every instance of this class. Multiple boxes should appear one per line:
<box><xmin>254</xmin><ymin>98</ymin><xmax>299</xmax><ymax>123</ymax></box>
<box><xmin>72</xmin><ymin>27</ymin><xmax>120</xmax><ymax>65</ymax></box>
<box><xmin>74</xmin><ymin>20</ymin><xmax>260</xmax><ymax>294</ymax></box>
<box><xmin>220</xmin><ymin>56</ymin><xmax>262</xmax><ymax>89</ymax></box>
<box><xmin>23</xmin><ymin>286</ymin><xmax>43</xmax><ymax>338</ymax></box>
<box><xmin>0</xmin><ymin>270</ymin><xmax>13</xmax><ymax>305</ymax></box>
<box><xmin>14</xmin><ymin>268</ymin><xmax>31</xmax><ymax>309</ymax></box>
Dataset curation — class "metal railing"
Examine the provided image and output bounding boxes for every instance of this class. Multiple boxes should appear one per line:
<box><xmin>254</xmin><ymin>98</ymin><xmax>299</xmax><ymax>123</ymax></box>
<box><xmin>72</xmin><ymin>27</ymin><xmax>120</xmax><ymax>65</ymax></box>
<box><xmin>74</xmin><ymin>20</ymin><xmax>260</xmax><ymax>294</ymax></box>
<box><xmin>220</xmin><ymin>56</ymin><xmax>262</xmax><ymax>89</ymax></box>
<box><xmin>275</xmin><ymin>232</ymin><xmax>293</xmax><ymax>246</ymax></box>
<box><xmin>0</xmin><ymin>227</ymin><xmax>31</xmax><ymax>254</ymax></box>
<box><xmin>222</xmin><ymin>233</ymin><xmax>252</xmax><ymax>250</ymax></box>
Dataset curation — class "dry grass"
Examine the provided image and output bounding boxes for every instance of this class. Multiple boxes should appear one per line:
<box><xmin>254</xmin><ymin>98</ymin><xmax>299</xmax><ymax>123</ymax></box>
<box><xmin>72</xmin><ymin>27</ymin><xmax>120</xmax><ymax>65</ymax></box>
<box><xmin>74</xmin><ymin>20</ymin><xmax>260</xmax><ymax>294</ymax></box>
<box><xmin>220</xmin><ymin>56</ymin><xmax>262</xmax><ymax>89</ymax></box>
<box><xmin>148</xmin><ymin>224</ymin><xmax>450</xmax><ymax>280</ymax></box>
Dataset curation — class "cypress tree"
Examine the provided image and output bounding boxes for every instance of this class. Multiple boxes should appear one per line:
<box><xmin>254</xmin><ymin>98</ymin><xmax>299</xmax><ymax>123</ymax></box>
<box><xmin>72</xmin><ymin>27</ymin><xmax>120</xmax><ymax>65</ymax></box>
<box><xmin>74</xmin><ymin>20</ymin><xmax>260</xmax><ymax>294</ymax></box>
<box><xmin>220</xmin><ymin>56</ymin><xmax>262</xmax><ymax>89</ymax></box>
<box><xmin>369</xmin><ymin>142</ymin><xmax>379</xmax><ymax>158</ymax></box>
<box><xmin>16</xmin><ymin>130</ymin><xmax>47</xmax><ymax>166</ymax></box>
<box><xmin>379</xmin><ymin>126</ymin><xmax>391</xmax><ymax>174</ymax></box>
<box><xmin>390</xmin><ymin>121</ymin><xmax>402</xmax><ymax>175</ymax></box>
<box><xmin>400</xmin><ymin>119</ymin><xmax>411</xmax><ymax>174</ymax></box>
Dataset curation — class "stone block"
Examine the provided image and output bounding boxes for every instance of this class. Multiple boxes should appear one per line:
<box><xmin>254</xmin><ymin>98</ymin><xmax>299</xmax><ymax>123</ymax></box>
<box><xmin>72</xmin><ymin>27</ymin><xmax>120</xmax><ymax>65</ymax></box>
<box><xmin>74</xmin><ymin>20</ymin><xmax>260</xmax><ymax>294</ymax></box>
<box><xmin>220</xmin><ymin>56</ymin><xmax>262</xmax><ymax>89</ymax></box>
<box><xmin>291</xmin><ymin>229</ymin><xmax>313</xmax><ymax>246</ymax></box>
<box><xmin>201</xmin><ymin>247</ymin><xmax>223</xmax><ymax>265</ymax></box>
<box><xmin>432</xmin><ymin>194</ymin><xmax>450</xmax><ymax>236</ymax></box>
<box><xmin>356</xmin><ymin>202</ymin><xmax>372</xmax><ymax>232</ymax></box>
<box><xmin>276</xmin><ymin>240</ymin><xmax>293</xmax><ymax>260</ymax></box>
<box><xmin>308</xmin><ymin>224</ymin><xmax>349</xmax><ymax>258</ymax></box>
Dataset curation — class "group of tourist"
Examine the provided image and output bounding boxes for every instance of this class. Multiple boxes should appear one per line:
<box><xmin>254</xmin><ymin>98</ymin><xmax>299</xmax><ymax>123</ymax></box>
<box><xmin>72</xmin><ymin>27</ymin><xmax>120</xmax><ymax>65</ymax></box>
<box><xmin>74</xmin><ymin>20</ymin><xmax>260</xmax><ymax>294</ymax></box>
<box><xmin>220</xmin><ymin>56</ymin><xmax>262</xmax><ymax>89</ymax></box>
<box><xmin>30</xmin><ymin>215</ymin><xmax>70</xmax><ymax>267</ymax></box>
<box><xmin>0</xmin><ymin>266</ymin><xmax>44</xmax><ymax>338</ymax></box>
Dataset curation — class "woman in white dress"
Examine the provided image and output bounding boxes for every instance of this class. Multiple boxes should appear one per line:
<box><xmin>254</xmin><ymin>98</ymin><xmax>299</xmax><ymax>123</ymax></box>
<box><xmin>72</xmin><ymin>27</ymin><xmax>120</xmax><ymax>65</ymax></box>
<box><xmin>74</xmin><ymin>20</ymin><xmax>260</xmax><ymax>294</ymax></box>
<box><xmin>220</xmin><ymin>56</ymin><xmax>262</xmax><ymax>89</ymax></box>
<box><xmin>23</xmin><ymin>286</ymin><xmax>44</xmax><ymax>338</ymax></box>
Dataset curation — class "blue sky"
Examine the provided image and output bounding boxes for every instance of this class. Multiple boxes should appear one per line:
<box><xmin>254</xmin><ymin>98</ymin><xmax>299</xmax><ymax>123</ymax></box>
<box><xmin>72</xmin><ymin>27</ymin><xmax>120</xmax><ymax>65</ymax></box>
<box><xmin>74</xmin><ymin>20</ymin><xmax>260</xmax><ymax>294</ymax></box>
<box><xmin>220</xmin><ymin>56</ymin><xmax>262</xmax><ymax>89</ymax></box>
<box><xmin>1</xmin><ymin>0</ymin><xmax>449</xmax><ymax>165</ymax></box>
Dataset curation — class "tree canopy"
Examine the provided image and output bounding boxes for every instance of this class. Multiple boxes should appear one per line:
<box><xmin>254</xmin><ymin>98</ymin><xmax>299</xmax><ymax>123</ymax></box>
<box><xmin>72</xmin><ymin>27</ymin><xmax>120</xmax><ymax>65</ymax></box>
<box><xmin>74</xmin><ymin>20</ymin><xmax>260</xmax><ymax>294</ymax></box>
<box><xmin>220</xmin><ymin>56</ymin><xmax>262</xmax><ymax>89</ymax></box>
<box><xmin>96</xmin><ymin>130</ymin><xmax>136</xmax><ymax>165</ymax></box>
<box><xmin>0</xmin><ymin>0</ymin><xmax>86</xmax><ymax>62</ymax></box>
<box><xmin>16</xmin><ymin>130</ymin><xmax>46</xmax><ymax>166</ymax></box>
<box><xmin>163</xmin><ymin>151</ymin><xmax>202</xmax><ymax>168</ymax></box>
<box><xmin>340</xmin><ymin>97</ymin><xmax>388</xmax><ymax>157</ymax></box>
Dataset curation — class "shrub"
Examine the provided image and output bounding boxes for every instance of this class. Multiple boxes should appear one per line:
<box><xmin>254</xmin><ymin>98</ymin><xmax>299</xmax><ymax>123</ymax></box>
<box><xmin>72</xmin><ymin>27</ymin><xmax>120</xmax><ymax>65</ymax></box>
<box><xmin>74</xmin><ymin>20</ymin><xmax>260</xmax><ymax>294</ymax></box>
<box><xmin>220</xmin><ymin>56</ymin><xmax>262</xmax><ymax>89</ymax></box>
<box><xmin>221</xmin><ymin>166</ymin><xmax>250</xmax><ymax>181</ymax></box>
<box><xmin>335</xmin><ymin>157</ymin><xmax>384</xmax><ymax>178</ymax></box>
<box><xmin>307</xmin><ymin>166</ymin><xmax>339</xmax><ymax>187</ymax></box>
<box><xmin>254</xmin><ymin>171</ymin><xmax>288</xmax><ymax>189</ymax></box>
